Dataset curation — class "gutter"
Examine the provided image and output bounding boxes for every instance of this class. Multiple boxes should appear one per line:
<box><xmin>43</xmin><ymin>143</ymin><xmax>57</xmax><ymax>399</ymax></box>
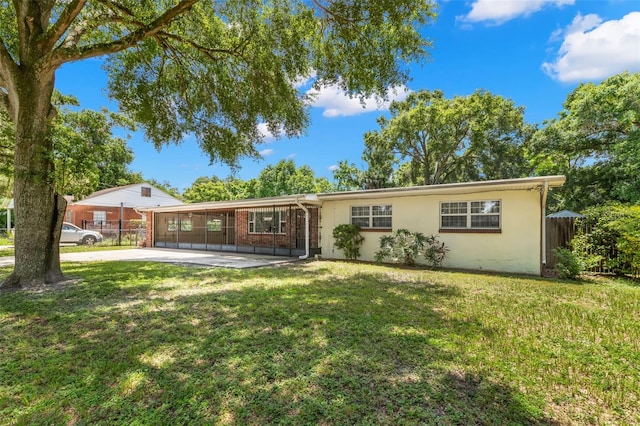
<box><xmin>295</xmin><ymin>196</ymin><xmax>310</xmax><ymax>260</ymax></box>
<box><xmin>541</xmin><ymin>181</ymin><xmax>549</xmax><ymax>271</ymax></box>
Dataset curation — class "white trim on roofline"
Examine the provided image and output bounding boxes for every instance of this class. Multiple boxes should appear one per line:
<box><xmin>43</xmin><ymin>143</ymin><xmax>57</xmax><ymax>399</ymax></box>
<box><xmin>139</xmin><ymin>193</ymin><xmax>321</xmax><ymax>213</ymax></box>
<box><xmin>318</xmin><ymin>175</ymin><xmax>566</xmax><ymax>201</ymax></box>
<box><xmin>142</xmin><ymin>175</ymin><xmax>566</xmax><ymax>213</ymax></box>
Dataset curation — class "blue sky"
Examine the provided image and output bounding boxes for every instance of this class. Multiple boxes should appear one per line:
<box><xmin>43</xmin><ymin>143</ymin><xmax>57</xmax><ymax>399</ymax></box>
<box><xmin>55</xmin><ymin>0</ymin><xmax>640</xmax><ymax>192</ymax></box>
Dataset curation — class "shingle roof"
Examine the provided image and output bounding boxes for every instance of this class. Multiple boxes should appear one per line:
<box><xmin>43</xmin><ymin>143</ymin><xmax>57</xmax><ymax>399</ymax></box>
<box><xmin>81</xmin><ymin>183</ymin><xmax>143</xmax><ymax>201</ymax></box>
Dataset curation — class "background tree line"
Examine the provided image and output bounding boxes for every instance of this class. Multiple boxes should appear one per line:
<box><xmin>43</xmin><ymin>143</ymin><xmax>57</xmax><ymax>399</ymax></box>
<box><xmin>332</xmin><ymin>71</ymin><xmax>639</xmax><ymax>214</ymax></box>
<box><xmin>0</xmin><ymin>93</ymin><xmax>179</xmax><ymax>201</ymax></box>
<box><xmin>2</xmin><ymin>73</ymin><xmax>636</xmax><ymax>215</ymax></box>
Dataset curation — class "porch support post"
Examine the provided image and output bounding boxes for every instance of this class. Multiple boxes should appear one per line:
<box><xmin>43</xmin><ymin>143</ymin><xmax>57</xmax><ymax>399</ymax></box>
<box><xmin>295</xmin><ymin>197</ymin><xmax>310</xmax><ymax>260</ymax></box>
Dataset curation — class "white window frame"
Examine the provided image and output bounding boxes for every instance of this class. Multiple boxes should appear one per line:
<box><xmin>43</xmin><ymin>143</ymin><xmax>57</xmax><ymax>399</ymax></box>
<box><xmin>93</xmin><ymin>210</ymin><xmax>106</xmax><ymax>226</ymax></box>
<box><xmin>440</xmin><ymin>200</ymin><xmax>501</xmax><ymax>230</ymax></box>
<box><xmin>248</xmin><ymin>209</ymin><xmax>286</xmax><ymax>234</ymax></box>
<box><xmin>350</xmin><ymin>204</ymin><xmax>392</xmax><ymax>229</ymax></box>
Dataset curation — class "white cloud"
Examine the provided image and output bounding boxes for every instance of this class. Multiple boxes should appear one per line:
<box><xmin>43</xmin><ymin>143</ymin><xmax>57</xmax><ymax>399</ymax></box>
<box><xmin>543</xmin><ymin>12</ymin><xmax>640</xmax><ymax>82</ymax></box>
<box><xmin>328</xmin><ymin>164</ymin><xmax>339</xmax><ymax>172</ymax></box>
<box><xmin>256</xmin><ymin>123</ymin><xmax>275</xmax><ymax>141</ymax></box>
<box><xmin>306</xmin><ymin>84</ymin><xmax>410</xmax><ymax>118</ymax></box>
<box><xmin>461</xmin><ymin>0</ymin><xmax>574</xmax><ymax>24</ymax></box>
<box><xmin>287</xmin><ymin>153</ymin><xmax>296</xmax><ymax>159</ymax></box>
<box><xmin>564</xmin><ymin>12</ymin><xmax>602</xmax><ymax>35</ymax></box>
<box><xmin>292</xmin><ymin>70</ymin><xmax>317</xmax><ymax>89</ymax></box>
<box><xmin>259</xmin><ymin>148</ymin><xmax>274</xmax><ymax>157</ymax></box>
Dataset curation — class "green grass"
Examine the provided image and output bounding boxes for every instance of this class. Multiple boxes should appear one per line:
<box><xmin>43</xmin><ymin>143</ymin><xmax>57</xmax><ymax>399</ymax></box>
<box><xmin>1</xmin><ymin>261</ymin><xmax>638</xmax><ymax>425</ymax></box>
<box><xmin>0</xmin><ymin>244</ymin><xmax>135</xmax><ymax>257</ymax></box>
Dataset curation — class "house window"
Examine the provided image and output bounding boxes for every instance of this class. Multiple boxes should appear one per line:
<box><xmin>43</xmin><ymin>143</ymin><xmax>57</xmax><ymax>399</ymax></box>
<box><xmin>207</xmin><ymin>219</ymin><xmax>222</xmax><ymax>232</ymax></box>
<box><xmin>65</xmin><ymin>211</ymin><xmax>73</xmax><ymax>223</ymax></box>
<box><xmin>440</xmin><ymin>200</ymin><xmax>501</xmax><ymax>230</ymax></box>
<box><xmin>93</xmin><ymin>210</ymin><xmax>106</xmax><ymax>226</ymax></box>
<box><xmin>141</xmin><ymin>187</ymin><xmax>151</xmax><ymax>197</ymax></box>
<box><xmin>248</xmin><ymin>209</ymin><xmax>286</xmax><ymax>234</ymax></box>
<box><xmin>351</xmin><ymin>205</ymin><xmax>392</xmax><ymax>229</ymax></box>
<box><xmin>167</xmin><ymin>220</ymin><xmax>178</xmax><ymax>232</ymax></box>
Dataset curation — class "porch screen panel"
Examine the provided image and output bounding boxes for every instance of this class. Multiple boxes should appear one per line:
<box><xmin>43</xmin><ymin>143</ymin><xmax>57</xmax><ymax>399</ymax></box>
<box><xmin>179</xmin><ymin>212</ymin><xmax>206</xmax><ymax>244</ymax></box>
<box><xmin>206</xmin><ymin>212</ymin><xmax>235</xmax><ymax>245</ymax></box>
<box><xmin>155</xmin><ymin>212</ymin><xmax>178</xmax><ymax>245</ymax></box>
<box><xmin>226</xmin><ymin>212</ymin><xmax>235</xmax><ymax>244</ymax></box>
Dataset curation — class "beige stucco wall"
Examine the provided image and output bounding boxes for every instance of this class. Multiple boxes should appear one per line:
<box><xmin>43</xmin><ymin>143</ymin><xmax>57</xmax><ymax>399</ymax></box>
<box><xmin>320</xmin><ymin>189</ymin><xmax>542</xmax><ymax>275</ymax></box>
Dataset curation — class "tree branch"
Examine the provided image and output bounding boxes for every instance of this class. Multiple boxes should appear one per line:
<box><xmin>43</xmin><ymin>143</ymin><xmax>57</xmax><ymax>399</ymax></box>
<box><xmin>311</xmin><ymin>0</ymin><xmax>356</xmax><ymax>24</ymax></box>
<box><xmin>0</xmin><ymin>37</ymin><xmax>18</xmax><ymax>115</ymax></box>
<box><xmin>157</xmin><ymin>30</ymin><xmax>249</xmax><ymax>61</ymax></box>
<box><xmin>48</xmin><ymin>0</ymin><xmax>198</xmax><ymax>67</ymax></box>
<box><xmin>0</xmin><ymin>37</ymin><xmax>18</xmax><ymax>79</ymax></box>
<box><xmin>59</xmin><ymin>9</ymin><xmax>119</xmax><ymax>49</ymax></box>
<box><xmin>95</xmin><ymin>0</ymin><xmax>139</xmax><ymax>22</ymax></box>
<box><xmin>0</xmin><ymin>92</ymin><xmax>9</xmax><ymax>114</ymax></box>
<box><xmin>43</xmin><ymin>0</ymin><xmax>88</xmax><ymax>51</ymax></box>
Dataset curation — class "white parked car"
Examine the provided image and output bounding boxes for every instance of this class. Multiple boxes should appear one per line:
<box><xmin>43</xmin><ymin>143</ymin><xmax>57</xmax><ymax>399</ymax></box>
<box><xmin>61</xmin><ymin>222</ymin><xmax>103</xmax><ymax>245</ymax></box>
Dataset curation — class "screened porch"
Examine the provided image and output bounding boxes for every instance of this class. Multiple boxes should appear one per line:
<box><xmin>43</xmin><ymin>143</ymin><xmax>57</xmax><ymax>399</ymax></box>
<box><xmin>153</xmin><ymin>205</ymin><xmax>320</xmax><ymax>257</ymax></box>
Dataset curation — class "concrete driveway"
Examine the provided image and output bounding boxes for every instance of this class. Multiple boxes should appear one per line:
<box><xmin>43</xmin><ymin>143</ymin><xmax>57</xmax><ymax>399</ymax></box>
<box><xmin>0</xmin><ymin>248</ymin><xmax>299</xmax><ymax>269</ymax></box>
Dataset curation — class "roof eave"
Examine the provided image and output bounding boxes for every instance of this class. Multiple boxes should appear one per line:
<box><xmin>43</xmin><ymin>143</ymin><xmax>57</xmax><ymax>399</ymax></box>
<box><xmin>140</xmin><ymin>194</ymin><xmax>321</xmax><ymax>213</ymax></box>
<box><xmin>317</xmin><ymin>175</ymin><xmax>566</xmax><ymax>201</ymax></box>
<box><xmin>140</xmin><ymin>176</ymin><xmax>566</xmax><ymax>213</ymax></box>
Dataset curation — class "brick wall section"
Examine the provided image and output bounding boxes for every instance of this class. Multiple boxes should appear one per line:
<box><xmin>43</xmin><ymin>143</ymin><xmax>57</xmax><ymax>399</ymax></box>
<box><xmin>235</xmin><ymin>207</ymin><xmax>319</xmax><ymax>249</ymax></box>
<box><xmin>309</xmin><ymin>207</ymin><xmax>320</xmax><ymax>248</ymax></box>
<box><xmin>235</xmin><ymin>210</ymin><xmax>294</xmax><ymax>248</ymax></box>
<box><xmin>65</xmin><ymin>204</ymin><xmax>143</xmax><ymax>228</ymax></box>
<box><xmin>145</xmin><ymin>213</ymin><xmax>153</xmax><ymax>247</ymax></box>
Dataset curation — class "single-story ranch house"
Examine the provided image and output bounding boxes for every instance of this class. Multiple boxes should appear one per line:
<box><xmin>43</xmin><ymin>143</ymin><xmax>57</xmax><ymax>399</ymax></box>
<box><xmin>142</xmin><ymin>175</ymin><xmax>565</xmax><ymax>275</ymax></box>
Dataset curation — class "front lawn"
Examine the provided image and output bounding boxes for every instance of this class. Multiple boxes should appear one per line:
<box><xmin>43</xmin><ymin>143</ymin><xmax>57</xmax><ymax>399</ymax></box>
<box><xmin>0</xmin><ymin>244</ymin><xmax>135</xmax><ymax>257</ymax></box>
<box><xmin>1</xmin><ymin>261</ymin><xmax>638</xmax><ymax>424</ymax></box>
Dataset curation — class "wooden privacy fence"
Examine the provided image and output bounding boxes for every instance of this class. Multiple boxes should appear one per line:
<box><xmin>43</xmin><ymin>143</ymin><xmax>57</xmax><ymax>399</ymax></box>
<box><xmin>545</xmin><ymin>217</ymin><xmax>579</xmax><ymax>269</ymax></box>
<box><xmin>545</xmin><ymin>217</ymin><xmax>636</xmax><ymax>276</ymax></box>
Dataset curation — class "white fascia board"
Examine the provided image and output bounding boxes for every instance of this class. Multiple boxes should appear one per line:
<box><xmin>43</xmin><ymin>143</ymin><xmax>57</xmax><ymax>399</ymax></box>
<box><xmin>140</xmin><ymin>194</ymin><xmax>321</xmax><ymax>213</ymax></box>
<box><xmin>316</xmin><ymin>176</ymin><xmax>566</xmax><ymax>201</ymax></box>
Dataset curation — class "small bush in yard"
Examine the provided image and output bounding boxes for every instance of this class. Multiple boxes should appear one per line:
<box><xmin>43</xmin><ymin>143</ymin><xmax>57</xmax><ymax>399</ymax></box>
<box><xmin>423</xmin><ymin>234</ymin><xmax>449</xmax><ymax>268</ymax></box>
<box><xmin>332</xmin><ymin>224</ymin><xmax>364</xmax><ymax>260</ymax></box>
<box><xmin>375</xmin><ymin>229</ymin><xmax>448</xmax><ymax>267</ymax></box>
<box><xmin>553</xmin><ymin>247</ymin><xmax>583</xmax><ymax>279</ymax></box>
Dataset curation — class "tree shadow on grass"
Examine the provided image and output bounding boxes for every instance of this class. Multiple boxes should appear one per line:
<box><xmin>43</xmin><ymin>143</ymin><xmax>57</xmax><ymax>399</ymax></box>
<box><xmin>0</xmin><ymin>263</ymin><xmax>557</xmax><ymax>425</ymax></box>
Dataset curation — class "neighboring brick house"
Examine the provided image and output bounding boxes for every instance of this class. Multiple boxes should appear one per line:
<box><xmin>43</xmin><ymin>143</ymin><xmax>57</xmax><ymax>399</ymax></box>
<box><xmin>65</xmin><ymin>183</ymin><xmax>183</xmax><ymax>230</ymax></box>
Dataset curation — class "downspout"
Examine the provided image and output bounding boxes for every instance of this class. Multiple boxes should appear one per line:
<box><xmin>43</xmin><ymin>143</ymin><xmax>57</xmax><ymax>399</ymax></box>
<box><xmin>541</xmin><ymin>181</ymin><xmax>549</xmax><ymax>272</ymax></box>
<box><xmin>295</xmin><ymin>197</ymin><xmax>310</xmax><ymax>260</ymax></box>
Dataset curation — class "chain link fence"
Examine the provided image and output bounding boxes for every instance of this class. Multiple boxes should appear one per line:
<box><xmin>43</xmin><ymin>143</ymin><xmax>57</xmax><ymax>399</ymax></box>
<box><xmin>81</xmin><ymin>219</ymin><xmax>146</xmax><ymax>246</ymax></box>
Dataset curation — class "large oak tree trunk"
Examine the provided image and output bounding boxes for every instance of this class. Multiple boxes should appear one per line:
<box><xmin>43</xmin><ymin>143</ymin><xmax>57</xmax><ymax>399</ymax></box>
<box><xmin>1</xmin><ymin>70</ymin><xmax>65</xmax><ymax>289</ymax></box>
